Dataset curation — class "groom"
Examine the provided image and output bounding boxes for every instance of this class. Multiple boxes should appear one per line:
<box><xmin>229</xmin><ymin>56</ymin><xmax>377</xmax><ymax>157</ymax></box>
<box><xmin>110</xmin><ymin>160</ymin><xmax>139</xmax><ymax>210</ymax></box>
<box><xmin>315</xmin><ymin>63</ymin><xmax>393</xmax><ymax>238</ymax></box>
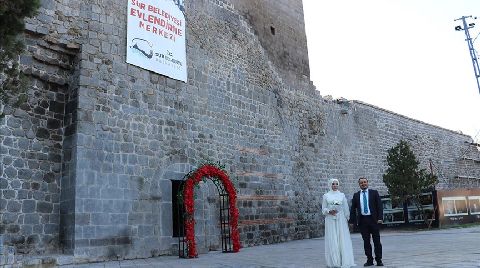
<box><xmin>349</xmin><ymin>177</ymin><xmax>384</xmax><ymax>266</ymax></box>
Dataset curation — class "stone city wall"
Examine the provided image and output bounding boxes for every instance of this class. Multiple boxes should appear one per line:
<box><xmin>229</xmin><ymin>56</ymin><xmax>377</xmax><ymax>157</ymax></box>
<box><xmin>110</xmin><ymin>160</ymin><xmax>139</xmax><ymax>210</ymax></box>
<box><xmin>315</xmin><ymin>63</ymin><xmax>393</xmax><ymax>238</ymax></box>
<box><xmin>317</xmin><ymin>99</ymin><xmax>480</xmax><ymax>196</ymax></box>
<box><xmin>1</xmin><ymin>0</ymin><xmax>479</xmax><ymax>263</ymax></box>
<box><xmin>0</xmin><ymin>27</ymin><xmax>80</xmax><ymax>258</ymax></box>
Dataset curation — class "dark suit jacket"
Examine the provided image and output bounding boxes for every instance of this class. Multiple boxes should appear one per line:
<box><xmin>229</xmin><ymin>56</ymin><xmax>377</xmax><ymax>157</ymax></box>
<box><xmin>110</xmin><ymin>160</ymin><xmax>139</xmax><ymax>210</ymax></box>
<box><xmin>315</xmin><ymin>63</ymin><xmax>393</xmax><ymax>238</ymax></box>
<box><xmin>349</xmin><ymin>189</ymin><xmax>383</xmax><ymax>226</ymax></box>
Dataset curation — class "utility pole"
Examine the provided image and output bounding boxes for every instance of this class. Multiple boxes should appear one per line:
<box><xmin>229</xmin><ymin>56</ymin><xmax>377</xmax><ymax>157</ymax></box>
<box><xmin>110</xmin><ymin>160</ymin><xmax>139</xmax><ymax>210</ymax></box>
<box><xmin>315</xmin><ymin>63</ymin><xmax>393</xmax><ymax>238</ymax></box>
<box><xmin>454</xmin><ymin>16</ymin><xmax>480</xmax><ymax>94</ymax></box>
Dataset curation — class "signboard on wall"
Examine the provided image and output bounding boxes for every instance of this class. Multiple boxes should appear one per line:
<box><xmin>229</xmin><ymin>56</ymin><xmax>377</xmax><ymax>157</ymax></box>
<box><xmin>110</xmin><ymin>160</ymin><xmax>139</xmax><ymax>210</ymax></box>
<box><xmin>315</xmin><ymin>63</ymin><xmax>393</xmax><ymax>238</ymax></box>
<box><xmin>381</xmin><ymin>197</ymin><xmax>405</xmax><ymax>225</ymax></box>
<box><xmin>381</xmin><ymin>192</ymin><xmax>436</xmax><ymax>228</ymax></box>
<box><xmin>437</xmin><ymin>188</ymin><xmax>480</xmax><ymax>227</ymax></box>
<box><xmin>126</xmin><ymin>0</ymin><xmax>187</xmax><ymax>82</ymax></box>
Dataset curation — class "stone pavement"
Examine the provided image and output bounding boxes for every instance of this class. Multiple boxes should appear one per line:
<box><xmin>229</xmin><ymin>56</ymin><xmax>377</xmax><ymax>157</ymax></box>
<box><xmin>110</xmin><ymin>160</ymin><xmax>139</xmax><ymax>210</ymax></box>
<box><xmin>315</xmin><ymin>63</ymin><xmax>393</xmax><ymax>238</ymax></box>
<box><xmin>34</xmin><ymin>225</ymin><xmax>480</xmax><ymax>267</ymax></box>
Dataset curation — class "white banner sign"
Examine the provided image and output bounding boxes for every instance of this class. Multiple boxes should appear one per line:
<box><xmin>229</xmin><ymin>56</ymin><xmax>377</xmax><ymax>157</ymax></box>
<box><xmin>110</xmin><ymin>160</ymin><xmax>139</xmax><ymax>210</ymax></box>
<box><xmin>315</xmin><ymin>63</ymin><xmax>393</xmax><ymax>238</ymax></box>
<box><xmin>126</xmin><ymin>0</ymin><xmax>186</xmax><ymax>82</ymax></box>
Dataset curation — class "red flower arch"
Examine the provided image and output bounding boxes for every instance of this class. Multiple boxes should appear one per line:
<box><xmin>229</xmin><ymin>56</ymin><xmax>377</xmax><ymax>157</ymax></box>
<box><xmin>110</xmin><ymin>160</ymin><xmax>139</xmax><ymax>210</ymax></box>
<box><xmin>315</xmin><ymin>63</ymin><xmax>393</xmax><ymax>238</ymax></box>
<box><xmin>182</xmin><ymin>164</ymin><xmax>241</xmax><ymax>258</ymax></box>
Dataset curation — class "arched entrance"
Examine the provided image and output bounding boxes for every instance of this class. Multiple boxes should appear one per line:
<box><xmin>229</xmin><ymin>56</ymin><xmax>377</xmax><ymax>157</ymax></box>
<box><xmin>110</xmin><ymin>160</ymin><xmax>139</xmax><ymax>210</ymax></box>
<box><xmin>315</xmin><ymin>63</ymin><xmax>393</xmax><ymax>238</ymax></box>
<box><xmin>177</xmin><ymin>164</ymin><xmax>240</xmax><ymax>258</ymax></box>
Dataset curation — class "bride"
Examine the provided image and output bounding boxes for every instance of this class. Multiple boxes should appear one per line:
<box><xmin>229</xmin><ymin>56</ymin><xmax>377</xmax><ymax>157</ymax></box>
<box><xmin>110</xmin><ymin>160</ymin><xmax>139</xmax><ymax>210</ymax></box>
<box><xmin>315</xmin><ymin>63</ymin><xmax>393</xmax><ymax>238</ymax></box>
<box><xmin>322</xmin><ymin>178</ymin><xmax>355</xmax><ymax>268</ymax></box>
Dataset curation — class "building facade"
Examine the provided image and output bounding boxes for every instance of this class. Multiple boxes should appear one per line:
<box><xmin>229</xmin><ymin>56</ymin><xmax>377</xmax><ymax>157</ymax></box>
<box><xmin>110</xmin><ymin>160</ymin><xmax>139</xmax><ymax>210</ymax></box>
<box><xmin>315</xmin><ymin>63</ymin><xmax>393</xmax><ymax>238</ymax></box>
<box><xmin>1</xmin><ymin>0</ymin><xmax>479</xmax><ymax>264</ymax></box>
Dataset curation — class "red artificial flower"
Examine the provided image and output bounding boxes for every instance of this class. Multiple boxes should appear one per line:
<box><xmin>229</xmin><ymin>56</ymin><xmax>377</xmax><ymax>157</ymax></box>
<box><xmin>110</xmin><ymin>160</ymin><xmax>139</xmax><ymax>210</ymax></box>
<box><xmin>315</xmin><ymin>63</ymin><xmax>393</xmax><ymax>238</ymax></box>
<box><xmin>182</xmin><ymin>164</ymin><xmax>241</xmax><ymax>258</ymax></box>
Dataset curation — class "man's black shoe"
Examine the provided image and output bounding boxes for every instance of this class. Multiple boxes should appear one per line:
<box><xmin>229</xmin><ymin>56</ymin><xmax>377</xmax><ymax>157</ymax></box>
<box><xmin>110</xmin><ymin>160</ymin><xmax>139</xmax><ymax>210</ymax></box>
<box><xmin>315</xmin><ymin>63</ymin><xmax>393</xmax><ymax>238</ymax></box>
<box><xmin>376</xmin><ymin>261</ymin><xmax>384</xmax><ymax>266</ymax></box>
<box><xmin>364</xmin><ymin>261</ymin><xmax>374</xmax><ymax>267</ymax></box>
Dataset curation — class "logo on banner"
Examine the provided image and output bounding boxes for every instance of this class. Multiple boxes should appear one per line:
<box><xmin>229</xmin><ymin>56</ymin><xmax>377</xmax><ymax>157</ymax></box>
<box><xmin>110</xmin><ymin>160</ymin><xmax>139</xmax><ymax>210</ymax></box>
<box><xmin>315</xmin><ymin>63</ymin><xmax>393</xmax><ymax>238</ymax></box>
<box><xmin>129</xmin><ymin>38</ymin><xmax>183</xmax><ymax>69</ymax></box>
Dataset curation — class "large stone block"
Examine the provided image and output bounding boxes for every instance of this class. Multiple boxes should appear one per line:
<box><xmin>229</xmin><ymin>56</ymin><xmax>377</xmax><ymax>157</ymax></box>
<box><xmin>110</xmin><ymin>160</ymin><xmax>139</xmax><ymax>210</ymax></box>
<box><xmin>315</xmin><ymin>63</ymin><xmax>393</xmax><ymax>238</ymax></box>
<box><xmin>22</xmin><ymin>200</ymin><xmax>36</xmax><ymax>213</ymax></box>
<box><xmin>23</xmin><ymin>214</ymin><xmax>40</xmax><ymax>225</ymax></box>
<box><xmin>36</xmin><ymin>202</ymin><xmax>53</xmax><ymax>213</ymax></box>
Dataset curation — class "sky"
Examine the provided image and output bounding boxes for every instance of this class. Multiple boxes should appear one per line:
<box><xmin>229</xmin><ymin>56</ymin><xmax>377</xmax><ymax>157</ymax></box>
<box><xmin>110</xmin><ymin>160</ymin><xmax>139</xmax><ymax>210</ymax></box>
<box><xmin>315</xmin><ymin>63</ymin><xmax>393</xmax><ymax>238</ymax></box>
<box><xmin>303</xmin><ymin>0</ymin><xmax>480</xmax><ymax>142</ymax></box>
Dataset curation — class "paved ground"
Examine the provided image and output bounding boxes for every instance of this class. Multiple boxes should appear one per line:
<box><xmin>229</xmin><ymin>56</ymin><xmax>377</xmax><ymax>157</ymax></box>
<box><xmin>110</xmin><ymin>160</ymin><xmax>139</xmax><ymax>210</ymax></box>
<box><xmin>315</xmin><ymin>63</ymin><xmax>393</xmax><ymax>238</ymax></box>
<box><xmin>57</xmin><ymin>225</ymin><xmax>480</xmax><ymax>267</ymax></box>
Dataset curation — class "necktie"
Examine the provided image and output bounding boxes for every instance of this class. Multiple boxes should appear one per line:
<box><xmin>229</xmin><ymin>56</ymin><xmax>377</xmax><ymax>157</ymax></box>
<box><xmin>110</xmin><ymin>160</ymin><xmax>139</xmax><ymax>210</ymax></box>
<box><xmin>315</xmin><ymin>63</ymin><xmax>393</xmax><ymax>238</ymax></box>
<box><xmin>362</xmin><ymin>190</ymin><xmax>368</xmax><ymax>214</ymax></box>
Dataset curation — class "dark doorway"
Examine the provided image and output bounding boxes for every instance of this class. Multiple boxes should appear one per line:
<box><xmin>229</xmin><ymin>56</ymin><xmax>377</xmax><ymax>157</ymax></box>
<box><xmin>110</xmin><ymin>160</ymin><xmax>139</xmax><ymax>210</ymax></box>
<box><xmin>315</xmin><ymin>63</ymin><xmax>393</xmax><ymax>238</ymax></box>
<box><xmin>171</xmin><ymin>180</ymin><xmax>184</xmax><ymax>237</ymax></box>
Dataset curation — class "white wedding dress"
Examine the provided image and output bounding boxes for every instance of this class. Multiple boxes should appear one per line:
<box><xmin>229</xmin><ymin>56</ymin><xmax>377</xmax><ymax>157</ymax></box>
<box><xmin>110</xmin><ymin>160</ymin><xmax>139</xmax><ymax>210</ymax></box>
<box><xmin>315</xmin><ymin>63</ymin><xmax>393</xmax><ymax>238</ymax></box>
<box><xmin>322</xmin><ymin>190</ymin><xmax>355</xmax><ymax>268</ymax></box>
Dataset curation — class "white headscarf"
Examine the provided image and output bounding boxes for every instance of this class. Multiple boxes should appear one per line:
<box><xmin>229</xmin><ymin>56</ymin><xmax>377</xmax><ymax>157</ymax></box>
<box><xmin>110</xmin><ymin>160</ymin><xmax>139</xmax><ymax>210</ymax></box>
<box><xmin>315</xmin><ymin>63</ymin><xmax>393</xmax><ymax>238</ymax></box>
<box><xmin>328</xmin><ymin>178</ymin><xmax>340</xmax><ymax>193</ymax></box>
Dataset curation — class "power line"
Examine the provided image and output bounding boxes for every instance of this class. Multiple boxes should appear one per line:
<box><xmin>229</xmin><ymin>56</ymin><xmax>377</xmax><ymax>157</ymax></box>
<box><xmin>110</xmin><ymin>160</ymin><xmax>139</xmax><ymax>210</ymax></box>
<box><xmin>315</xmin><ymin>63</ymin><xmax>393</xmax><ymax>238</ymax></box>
<box><xmin>472</xmin><ymin>31</ymin><xmax>480</xmax><ymax>44</ymax></box>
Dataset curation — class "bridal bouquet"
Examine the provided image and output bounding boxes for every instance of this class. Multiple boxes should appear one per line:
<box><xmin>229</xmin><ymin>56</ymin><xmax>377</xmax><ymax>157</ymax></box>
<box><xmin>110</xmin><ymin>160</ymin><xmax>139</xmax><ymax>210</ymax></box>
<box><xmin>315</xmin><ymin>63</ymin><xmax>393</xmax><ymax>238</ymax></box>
<box><xmin>330</xmin><ymin>200</ymin><xmax>342</xmax><ymax>220</ymax></box>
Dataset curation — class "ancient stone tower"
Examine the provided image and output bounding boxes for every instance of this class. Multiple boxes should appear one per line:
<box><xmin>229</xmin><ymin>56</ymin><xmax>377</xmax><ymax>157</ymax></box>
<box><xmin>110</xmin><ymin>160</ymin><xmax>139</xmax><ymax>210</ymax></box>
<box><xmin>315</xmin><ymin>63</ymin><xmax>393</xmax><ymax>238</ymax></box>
<box><xmin>1</xmin><ymin>0</ymin><xmax>479</xmax><ymax>264</ymax></box>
